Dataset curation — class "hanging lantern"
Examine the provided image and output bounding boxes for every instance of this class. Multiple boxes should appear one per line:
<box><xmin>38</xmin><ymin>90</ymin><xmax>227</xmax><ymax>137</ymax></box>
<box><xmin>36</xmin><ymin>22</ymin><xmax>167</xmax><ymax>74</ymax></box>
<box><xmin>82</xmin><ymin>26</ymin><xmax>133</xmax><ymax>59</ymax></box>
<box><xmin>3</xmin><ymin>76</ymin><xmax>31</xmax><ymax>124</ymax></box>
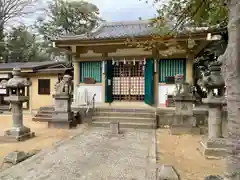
<box><xmin>187</xmin><ymin>38</ymin><xmax>195</xmax><ymax>49</ymax></box>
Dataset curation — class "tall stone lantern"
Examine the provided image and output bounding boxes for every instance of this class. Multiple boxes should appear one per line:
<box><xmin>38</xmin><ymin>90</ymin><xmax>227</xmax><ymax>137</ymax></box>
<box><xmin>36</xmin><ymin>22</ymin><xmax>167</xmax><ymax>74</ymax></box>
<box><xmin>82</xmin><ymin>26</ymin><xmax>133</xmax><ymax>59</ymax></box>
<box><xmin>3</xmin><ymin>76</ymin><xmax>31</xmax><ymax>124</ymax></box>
<box><xmin>199</xmin><ymin>61</ymin><xmax>226</xmax><ymax>157</ymax></box>
<box><xmin>4</xmin><ymin>68</ymin><xmax>34</xmax><ymax>141</ymax></box>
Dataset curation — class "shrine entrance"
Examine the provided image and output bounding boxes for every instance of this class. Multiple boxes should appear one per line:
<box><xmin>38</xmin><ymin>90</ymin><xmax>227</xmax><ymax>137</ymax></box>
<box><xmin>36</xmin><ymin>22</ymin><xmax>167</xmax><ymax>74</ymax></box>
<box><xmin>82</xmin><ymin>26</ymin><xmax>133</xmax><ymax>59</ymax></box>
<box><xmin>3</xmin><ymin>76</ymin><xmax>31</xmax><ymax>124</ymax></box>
<box><xmin>112</xmin><ymin>60</ymin><xmax>144</xmax><ymax>101</ymax></box>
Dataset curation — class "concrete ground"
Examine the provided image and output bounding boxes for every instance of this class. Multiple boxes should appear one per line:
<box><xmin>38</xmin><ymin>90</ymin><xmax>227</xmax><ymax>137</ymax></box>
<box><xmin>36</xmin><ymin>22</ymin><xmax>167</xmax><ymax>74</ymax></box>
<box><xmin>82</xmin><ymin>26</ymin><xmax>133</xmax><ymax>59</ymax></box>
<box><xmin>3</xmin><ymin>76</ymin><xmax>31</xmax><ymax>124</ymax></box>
<box><xmin>156</xmin><ymin>129</ymin><xmax>224</xmax><ymax>180</ymax></box>
<box><xmin>0</xmin><ymin>114</ymin><xmax>86</xmax><ymax>167</ymax></box>
<box><xmin>0</xmin><ymin>127</ymin><xmax>155</xmax><ymax>180</ymax></box>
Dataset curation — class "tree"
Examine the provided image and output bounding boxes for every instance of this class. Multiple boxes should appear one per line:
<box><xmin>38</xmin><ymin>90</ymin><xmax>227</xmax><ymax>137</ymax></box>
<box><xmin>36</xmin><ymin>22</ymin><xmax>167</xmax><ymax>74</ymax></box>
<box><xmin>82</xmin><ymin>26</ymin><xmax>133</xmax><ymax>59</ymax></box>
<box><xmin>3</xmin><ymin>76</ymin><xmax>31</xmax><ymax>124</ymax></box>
<box><xmin>5</xmin><ymin>25</ymin><xmax>47</xmax><ymax>62</ymax></box>
<box><xmin>35</xmin><ymin>0</ymin><xmax>101</xmax><ymax>40</ymax></box>
<box><xmin>34</xmin><ymin>0</ymin><xmax>101</xmax><ymax>61</ymax></box>
<box><xmin>221</xmin><ymin>1</ymin><xmax>240</xmax><ymax>179</ymax></box>
<box><xmin>0</xmin><ymin>0</ymin><xmax>38</xmax><ymax>62</ymax></box>
<box><xmin>150</xmin><ymin>0</ymin><xmax>227</xmax><ymax>31</ymax></box>
<box><xmin>143</xmin><ymin>0</ymin><xmax>240</xmax><ymax>179</ymax></box>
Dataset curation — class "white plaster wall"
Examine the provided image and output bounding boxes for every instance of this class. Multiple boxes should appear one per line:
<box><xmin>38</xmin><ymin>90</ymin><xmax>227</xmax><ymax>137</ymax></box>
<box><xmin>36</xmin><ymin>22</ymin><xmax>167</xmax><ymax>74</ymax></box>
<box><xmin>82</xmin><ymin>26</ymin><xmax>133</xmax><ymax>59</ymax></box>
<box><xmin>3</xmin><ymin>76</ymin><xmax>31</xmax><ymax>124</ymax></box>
<box><xmin>74</xmin><ymin>85</ymin><xmax>102</xmax><ymax>105</ymax></box>
<box><xmin>158</xmin><ymin>84</ymin><xmax>175</xmax><ymax>105</ymax></box>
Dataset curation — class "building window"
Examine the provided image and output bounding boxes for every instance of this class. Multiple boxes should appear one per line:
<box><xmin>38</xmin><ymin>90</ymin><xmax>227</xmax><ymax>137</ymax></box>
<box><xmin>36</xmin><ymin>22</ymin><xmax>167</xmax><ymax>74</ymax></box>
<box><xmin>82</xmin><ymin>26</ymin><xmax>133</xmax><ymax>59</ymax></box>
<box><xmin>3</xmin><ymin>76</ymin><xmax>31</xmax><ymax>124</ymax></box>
<box><xmin>38</xmin><ymin>79</ymin><xmax>50</xmax><ymax>95</ymax></box>
<box><xmin>80</xmin><ymin>61</ymin><xmax>102</xmax><ymax>83</ymax></box>
<box><xmin>159</xmin><ymin>59</ymin><xmax>186</xmax><ymax>83</ymax></box>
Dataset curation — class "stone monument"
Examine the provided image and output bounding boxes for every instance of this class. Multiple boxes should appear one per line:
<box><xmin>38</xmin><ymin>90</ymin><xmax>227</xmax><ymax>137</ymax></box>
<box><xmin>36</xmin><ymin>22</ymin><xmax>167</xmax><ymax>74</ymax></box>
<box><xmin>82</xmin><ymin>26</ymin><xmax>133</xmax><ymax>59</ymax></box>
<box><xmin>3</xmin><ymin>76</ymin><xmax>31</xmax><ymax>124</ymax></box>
<box><xmin>110</xmin><ymin>121</ymin><xmax>120</xmax><ymax>135</ymax></box>
<box><xmin>48</xmin><ymin>74</ymin><xmax>76</xmax><ymax>129</ymax></box>
<box><xmin>171</xmin><ymin>74</ymin><xmax>199</xmax><ymax>135</ymax></box>
<box><xmin>157</xmin><ymin>165</ymin><xmax>180</xmax><ymax>180</ymax></box>
<box><xmin>4</xmin><ymin>68</ymin><xmax>34</xmax><ymax>141</ymax></box>
<box><xmin>199</xmin><ymin>61</ymin><xmax>226</xmax><ymax>157</ymax></box>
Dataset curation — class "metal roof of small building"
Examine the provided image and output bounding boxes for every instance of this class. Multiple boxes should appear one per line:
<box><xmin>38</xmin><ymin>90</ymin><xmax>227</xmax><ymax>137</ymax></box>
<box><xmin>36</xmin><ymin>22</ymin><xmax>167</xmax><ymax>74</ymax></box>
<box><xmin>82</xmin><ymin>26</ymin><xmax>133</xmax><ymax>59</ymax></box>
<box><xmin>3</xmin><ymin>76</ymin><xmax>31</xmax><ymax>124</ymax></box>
<box><xmin>0</xmin><ymin>61</ymin><xmax>67</xmax><ymax>71</ymax></box>
<box><xmin>54</xmin><ymin>20</ymin><xmax>225</xmax><ymax>42</ymax></box>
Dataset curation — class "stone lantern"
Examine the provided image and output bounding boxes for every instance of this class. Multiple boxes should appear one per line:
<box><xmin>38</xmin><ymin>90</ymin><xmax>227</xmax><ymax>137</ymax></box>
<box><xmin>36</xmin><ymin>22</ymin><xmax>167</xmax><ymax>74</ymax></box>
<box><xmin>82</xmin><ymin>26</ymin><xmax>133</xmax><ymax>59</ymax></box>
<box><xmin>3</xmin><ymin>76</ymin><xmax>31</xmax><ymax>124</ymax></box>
<box><xmin>199</xmin><ymin>61</ymin><xmax>226</xmax><ymax>157</ymax></box>
<box><xmin>4</xmin><ymin>68</ymin><xmax>34</xmax><ymax>141</ymax></box>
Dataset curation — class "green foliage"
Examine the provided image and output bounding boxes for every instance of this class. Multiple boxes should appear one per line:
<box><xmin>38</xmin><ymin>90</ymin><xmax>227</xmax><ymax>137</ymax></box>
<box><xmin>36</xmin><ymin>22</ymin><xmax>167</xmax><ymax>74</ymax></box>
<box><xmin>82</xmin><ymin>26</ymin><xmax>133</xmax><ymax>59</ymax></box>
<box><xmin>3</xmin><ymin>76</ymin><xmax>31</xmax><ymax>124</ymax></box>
<box><xmin>0</xmin><ymin>0</ymin><xmax>39</xmax><ymax>62</ymax></box>
<box><xmin>149</xmin><ymin>0</ymin><xmax>227</xmax><ymax>34</ymax></box>
<box><xmin>5</xmin><ymin>25</ymin><xmax>47</xmax><ymax>62</ymax></box>
<box><xmin>35</xmin><ymin>0</ymin><xmax>102</xmax><ymax>40</ymax></box>
<box><xmin>33</xmin><ymin>0</ymin><xmax>102</xmax><ymax>60</ymax></box>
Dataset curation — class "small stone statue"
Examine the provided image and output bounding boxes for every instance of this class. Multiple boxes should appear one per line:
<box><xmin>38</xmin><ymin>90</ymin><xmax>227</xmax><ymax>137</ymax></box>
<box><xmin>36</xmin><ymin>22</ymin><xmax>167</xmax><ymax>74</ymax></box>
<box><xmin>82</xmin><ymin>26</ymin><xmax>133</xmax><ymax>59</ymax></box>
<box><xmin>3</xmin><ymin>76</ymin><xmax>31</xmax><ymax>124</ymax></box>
<box><xmin>173</xmin><ymin>74</ymin><xmax>192</xmax><ymax>97</ymax></box>
<box><xmin>0</xmin><ymin>79</ymin><xmax>7</xmax><ymax>88</ymax></box>
<box><xmin>54</xmin><ymin>74</ymin><xmax>73</xmax><ymax>96</ymax></box>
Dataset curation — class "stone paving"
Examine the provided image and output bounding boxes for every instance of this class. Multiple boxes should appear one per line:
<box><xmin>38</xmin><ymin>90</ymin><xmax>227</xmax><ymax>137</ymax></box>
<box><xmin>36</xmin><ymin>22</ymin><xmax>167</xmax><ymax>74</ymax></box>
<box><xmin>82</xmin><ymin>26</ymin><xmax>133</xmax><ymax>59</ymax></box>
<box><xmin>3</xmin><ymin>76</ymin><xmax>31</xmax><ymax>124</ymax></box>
<box><xmin>0</xmin><ymin>127</ymin><xmax>156</xmax><ymax>180</ymax></box>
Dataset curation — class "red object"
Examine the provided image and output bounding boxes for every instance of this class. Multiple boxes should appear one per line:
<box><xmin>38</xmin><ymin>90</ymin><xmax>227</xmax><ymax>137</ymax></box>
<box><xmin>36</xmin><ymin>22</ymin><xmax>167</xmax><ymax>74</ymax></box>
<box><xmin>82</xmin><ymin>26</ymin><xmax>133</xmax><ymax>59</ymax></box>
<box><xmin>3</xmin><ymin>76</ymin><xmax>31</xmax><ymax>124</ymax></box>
<box><xmin>165</xmin><ymin>99</ymin><xmax>168</xmax><ymax>107</ymax></box>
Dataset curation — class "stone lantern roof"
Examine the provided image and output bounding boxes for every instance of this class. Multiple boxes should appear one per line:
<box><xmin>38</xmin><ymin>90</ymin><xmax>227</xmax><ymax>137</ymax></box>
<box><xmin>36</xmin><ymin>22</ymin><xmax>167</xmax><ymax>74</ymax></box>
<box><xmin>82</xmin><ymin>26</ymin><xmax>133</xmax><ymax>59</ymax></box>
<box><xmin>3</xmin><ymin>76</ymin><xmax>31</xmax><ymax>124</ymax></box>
<box><xmin>6</xmin><ymin>68</ymin><xmax>32</xmax><ymax>88</ymax></box>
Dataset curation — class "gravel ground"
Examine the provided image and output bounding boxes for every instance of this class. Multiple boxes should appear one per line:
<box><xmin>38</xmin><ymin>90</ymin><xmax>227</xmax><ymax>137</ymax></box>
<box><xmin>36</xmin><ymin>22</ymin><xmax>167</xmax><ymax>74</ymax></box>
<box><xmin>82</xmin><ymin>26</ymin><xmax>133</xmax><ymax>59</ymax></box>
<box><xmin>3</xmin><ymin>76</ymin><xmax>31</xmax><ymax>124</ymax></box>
<box><xmin>0</xmin><ymin>114</ymin><xmax>86</xmax><ymax>169</ymax></box>
<box><xmin>156</xmin><ymin>129</ymin><xmax>224</xmax><ymax>180</ymax></box>
<box><xmin>0</xmin><ymin>127</ymin><xmax>154</xmax><ymax>180</ymax></box>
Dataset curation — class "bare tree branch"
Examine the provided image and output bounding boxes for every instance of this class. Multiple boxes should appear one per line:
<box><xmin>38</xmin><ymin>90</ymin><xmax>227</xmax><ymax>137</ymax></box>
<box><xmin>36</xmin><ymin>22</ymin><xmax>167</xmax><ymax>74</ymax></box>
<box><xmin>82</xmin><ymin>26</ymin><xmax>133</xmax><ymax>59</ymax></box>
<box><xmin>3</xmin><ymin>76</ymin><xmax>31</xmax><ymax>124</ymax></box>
<box><xmin>0</xmin><ymin>0</ymin><xmax>38</xmax><ymax>28</ymax></box>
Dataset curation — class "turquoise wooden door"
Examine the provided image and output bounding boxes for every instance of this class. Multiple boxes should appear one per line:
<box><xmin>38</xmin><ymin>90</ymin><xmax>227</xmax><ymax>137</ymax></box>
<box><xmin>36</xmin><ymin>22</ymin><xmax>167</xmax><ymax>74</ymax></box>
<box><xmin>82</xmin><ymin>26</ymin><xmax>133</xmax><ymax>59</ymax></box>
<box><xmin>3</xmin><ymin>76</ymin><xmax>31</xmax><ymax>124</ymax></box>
<box><xmin>144</xmin><ymin>59</ymin><xmax>154</xmax><ymax>105</ymax></box>
<box><xmin>104</xmin><ymin>60</ymin><xmax>113</xmax><ymax>103</ymax></box>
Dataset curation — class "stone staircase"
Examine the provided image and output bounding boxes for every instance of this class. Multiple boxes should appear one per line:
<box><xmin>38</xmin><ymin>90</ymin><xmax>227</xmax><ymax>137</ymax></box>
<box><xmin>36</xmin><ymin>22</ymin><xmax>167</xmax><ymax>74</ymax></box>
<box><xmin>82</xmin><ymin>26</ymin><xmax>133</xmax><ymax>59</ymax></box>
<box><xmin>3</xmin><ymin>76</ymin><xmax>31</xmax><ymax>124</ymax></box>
<box><xmin>91</xmin><ymin>108</ymin><xmax>157</xmax><ymax>129</ymax></box>
<box><xmin>0</xmin><ymin>105</ymin><xmax>9</xmax><ymax>112</ymax></box>
<box><xmin>32</xmin><ymin>106</ymin><xmax>54</xmax><ymax>122</ymax></box>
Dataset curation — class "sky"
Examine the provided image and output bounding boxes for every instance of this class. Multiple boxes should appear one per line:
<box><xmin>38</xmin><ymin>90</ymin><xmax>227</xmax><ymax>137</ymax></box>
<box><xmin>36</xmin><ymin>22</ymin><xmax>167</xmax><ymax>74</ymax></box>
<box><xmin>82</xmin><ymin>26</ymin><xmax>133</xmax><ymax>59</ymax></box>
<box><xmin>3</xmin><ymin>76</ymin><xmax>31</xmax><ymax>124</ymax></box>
<box><xmin>82</xmin><ymin>0</ymin><xmax>156</xmax><ymax>22</ymax></box>
<box><xmin>10</xmin><ymin>0</ymin><xmax>157</xmax><ymax>28</ymax></box>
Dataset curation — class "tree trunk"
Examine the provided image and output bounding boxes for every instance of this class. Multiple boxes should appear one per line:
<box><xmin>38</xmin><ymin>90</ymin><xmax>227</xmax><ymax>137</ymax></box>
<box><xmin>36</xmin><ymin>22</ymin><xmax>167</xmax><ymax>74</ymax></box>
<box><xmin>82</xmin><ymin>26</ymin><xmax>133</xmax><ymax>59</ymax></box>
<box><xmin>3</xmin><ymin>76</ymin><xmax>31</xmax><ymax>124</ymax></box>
<box><xmin>224</xmin><ymin>0</ymin><xmax>240</xmax><ymax>179</ymax></box>
<box><xmin>0</xmin><ymin>24</ymin><xmax>4</xmax><ymax>63</ymax></box>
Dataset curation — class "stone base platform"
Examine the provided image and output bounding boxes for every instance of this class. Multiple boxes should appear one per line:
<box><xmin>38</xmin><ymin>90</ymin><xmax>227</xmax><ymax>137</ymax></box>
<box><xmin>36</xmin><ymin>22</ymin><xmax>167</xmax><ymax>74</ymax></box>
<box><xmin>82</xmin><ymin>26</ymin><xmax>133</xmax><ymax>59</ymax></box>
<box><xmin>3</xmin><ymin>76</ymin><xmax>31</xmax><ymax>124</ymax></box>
<box><xmin>170</xmin><ymin>125</ymin><xmax>201</xmax><ymax>135</ymax></box>
<box><xmin>198</xmin><ymin>137</ymin><xmax>226</xmax><ymax>158</ymax></box>
<box><xmin>48</xmin><ymin>120</ymin><xmax>77</xmax><ymax>129</ymax></box>
<box><xmin>3</xmin><ymin>126</ymin><xmax>35</xmax><ymax>142</ymax></box>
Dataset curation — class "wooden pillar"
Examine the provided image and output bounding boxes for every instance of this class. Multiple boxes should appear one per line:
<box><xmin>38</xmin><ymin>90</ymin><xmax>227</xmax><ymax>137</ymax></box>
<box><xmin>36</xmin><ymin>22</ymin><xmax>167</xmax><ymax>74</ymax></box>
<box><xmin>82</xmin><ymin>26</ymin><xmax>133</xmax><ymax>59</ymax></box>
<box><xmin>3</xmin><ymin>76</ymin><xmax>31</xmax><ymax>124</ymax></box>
<box><xmin>102</xmin><ymin>53</ymin><xmax>108</xmax><ymax>103</ymax></box>
<box><xmin>153</xmin><ymin>48</ymin><xmax>159</xmax><ymax>107</ymax></box>
<box><xmin>73</xmin><ymin>58</ymin><xmax>80</xmax><ymax>87</ymax></box>
<box><xmin>72</xmin><ymin>46</ymin><xmax>79</xmax><ymax>87</ymax></box>
<box><xmin>186</xmin><ymin>53</ymin><xmax>194</xmax><ymax>84</ymax></box>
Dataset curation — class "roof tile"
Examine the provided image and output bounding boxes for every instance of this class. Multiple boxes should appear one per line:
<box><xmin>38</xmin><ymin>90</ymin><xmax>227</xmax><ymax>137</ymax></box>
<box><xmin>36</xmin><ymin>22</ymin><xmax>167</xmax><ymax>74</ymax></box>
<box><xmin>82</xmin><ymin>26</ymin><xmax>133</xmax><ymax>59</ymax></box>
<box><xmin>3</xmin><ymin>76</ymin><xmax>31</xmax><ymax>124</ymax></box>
<box><xmin>54</xmin><ymin>20</ymin><xmax>224</xmax><ymax>41</ymax></box>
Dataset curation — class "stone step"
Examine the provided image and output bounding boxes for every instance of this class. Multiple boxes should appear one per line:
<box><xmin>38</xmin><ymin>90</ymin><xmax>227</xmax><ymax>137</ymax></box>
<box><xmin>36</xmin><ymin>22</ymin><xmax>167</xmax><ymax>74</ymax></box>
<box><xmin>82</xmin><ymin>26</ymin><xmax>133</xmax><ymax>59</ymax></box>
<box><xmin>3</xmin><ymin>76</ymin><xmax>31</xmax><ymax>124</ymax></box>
<box><xmin>34</xmin><ymin>113</ymin><xmax>53</xmax><ymax>118</ymax></box>
<box><xmin>32</xmin><ymin>116</ymin><xmax>52</xmax><ymax>122</ymax></box>
<box><xmin>37</xmin><ymin>110</ymin><xmax>54</xmax><ymax>114</ymax></box>
<box><xmin>94</xmin><ymin>108</ymin><xmax>155</xmax><ymax>113</ymax></box>
<box><xmin>0</xmin><ymin>106</ymin><xmax>9</xmax><ymax>111</ymax></box>
<box><xmin>92</xmin><ymin>116</ymin><xmax>156</xmax><ymax>123</ymax></box>
<box><xmin>91</xmin><ymin>121</ymin><xmax>155</xmax><ymax>129</ymax></box>
<box><xmin>93</xmin><ymin>111</ymin><xmax>155</xmax><ymax>118</ymax></box>
<box><xmin>39</xmin><ymin>106</ymin><xmax>54</xmax><ymax>111</ymax></box>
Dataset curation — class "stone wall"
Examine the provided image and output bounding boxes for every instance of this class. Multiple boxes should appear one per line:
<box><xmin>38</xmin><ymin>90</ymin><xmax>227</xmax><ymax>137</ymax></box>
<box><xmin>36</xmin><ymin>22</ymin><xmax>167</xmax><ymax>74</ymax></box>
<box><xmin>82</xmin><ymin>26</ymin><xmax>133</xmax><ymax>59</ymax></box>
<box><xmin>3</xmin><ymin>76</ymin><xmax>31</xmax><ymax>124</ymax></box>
<box><xmin>156</xmin><ymin>108</ymin><xmax>208</xmax><ymax>127</ymax></box>
<box><xmin>157</xmin><ymin>108</ymin><xmax>228</xmax><ymax>135</ymax></box>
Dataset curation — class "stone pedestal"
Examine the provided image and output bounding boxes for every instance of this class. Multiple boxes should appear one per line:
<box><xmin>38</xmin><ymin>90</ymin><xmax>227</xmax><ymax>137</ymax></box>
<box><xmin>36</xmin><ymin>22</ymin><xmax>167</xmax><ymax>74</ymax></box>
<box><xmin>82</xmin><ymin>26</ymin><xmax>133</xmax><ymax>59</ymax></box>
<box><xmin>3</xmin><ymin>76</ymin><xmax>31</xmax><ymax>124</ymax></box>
<box><xmin>199</xmin><ymin>136</ymin><xmax>225</xmax><ymax>158</ymax></box>
<box><xmin>4</xmin><ymin>102</ymin><xmax>35</xmax><ymax>141</ymax></box>
<box><xmin>199</xmin><ymin>98</ymin><xmax>226</xmax><ymax>158</ymax></box>
<box><xmin>171</xmin><ymin>95</ymin><xmax>200</xmax><ymax>135</ymax></box>
<box><xmin>49</xmin><ymin>95</ymin><xmax>76</xmax><ymax>129</ymax></box>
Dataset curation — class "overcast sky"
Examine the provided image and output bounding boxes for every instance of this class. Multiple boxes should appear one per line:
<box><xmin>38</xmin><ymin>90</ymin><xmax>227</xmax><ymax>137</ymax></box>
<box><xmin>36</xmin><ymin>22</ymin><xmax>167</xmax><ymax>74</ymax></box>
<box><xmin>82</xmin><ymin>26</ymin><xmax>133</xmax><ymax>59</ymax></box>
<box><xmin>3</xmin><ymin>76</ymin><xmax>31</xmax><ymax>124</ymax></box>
<box><xmin>19</xmin><ymin>0</ymin><xmax>157</xmax><ymax>28</ymax></box>
<box><xmin>81</xmin><ymin>0</ymin><xmax>156</xmax><ymax>21</ymax></box>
